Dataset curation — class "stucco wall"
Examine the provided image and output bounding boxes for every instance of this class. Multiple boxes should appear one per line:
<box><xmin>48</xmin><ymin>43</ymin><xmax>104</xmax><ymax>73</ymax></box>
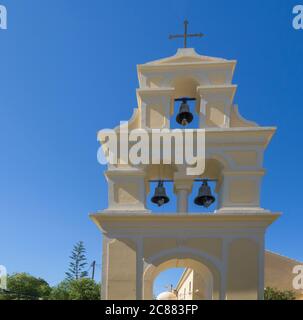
<box><xmin>265</xmin><ymin>251</ymin><xmax>303</xmax><ymax>299</ymax></box>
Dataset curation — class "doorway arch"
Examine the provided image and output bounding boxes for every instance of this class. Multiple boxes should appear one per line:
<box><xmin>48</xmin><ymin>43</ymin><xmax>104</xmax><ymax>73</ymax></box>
<box><xmin>143</xmin><ymin>247</ymin><xmax>222</xmax><ymax>300</ymax></box>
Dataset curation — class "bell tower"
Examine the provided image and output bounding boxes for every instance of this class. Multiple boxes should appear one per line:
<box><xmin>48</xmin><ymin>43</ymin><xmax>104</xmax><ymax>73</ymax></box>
<box><xmin>91</xmin><ymin>46</ymin><xmax>280</xmax><ymax>300</ymax></box>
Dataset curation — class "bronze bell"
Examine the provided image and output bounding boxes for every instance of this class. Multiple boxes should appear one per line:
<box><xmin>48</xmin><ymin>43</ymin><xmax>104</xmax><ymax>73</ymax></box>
<box><xmin>194</xmin><ymin>180</ymin><xmax>215</xmax><ymax>208</ymax></box>
<box><xmin>176</xmin><ymin>99</ymin><xmax>193</xmax><ymax>126</ymax></box>
<box><xmin>151</xmin><ymin>181</ymin><xmax>170</xmax><ymax>207</ymax></box>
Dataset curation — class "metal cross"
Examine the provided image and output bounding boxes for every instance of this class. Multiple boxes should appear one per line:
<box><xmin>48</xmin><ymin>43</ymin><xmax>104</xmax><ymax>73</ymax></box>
<box><xmin>169</xmin><ymin>20</ymin><xmax>204</xmax><ymax>48</ymax></box>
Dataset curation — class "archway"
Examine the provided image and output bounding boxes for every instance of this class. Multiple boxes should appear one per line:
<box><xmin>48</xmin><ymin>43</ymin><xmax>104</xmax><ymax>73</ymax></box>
<box><xmin>143</xmin><ymin>248</ymin><xmax>222</xmax><ymax>300</ymax></box>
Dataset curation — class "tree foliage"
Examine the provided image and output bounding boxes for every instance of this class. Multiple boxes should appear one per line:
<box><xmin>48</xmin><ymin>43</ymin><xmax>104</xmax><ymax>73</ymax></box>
<box><xmin>65</xmin><ymin>241</ymin><xmax>88</xmax><ymax>280</ymax></box>
<box><xmin>264</xmin><ymin>287</ymin><xmax>296</xmax><ymax>300</ymax></box>
<box><xmin>0</xmin><ymin>273</ymin><xmax>51</xmax><ymax>300</ymax></box>
<box><xmin>0</xmin><ymin>241</ymin><xmax>101</xmax><ymax>300</ymax></box>
<box><xmin>0</xmin><ymin>273</ymin><xmax>101</xmax><ymax>300</ymax></box>
<box><xmin>50</xmin><ymin>278</ymin><xmax>100</xmax><ymax>300</ymax></box>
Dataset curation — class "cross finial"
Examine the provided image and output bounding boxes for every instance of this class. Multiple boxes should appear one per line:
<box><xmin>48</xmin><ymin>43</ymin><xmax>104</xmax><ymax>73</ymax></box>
<box><xmin>169</xmin><ymin>20</ymin><xmax>204</xmax><ymax>48</ymax></box>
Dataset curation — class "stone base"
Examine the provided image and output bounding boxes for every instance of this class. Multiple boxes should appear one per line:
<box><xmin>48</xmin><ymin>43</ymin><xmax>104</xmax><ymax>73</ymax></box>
<box><xmin>90</xmin><ymin>211</ymin><xmax>280</xmax><ymax>300</ymax></box>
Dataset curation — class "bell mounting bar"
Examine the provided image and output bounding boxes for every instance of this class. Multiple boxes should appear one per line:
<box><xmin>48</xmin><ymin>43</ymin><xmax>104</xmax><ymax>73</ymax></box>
<box><xmin>149</xmin><ymin>179</ymin><xmax>218</xmax><ymax>183</ymax></box>
<box><xmin>174</xmin><ymin>97</ymin><xmax>196</xmax><ymax>102</ymax></box>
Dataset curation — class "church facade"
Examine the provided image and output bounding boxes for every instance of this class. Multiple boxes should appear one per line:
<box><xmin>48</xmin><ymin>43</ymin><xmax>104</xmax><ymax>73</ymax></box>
<box><xmin>91</xmin><ymin>46</ymin><xmax>282</xmax><ymax>300</ymax></box>
<box><xmin>175</xmin><ymin>251</ymin><xmax>303</xmax><ymax>300</ymax></box>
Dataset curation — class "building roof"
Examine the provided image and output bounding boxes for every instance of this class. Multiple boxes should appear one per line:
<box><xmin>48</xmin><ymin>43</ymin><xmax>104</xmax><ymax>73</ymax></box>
<box><xmin>143</xmin><ymin>48</ymin><xmax>232</xmax><ymax>66</ymax></box>
<box><xmin>156</xmin><ymin>291</ymin><xmax>178</xmax><ymax>300</ymax></box>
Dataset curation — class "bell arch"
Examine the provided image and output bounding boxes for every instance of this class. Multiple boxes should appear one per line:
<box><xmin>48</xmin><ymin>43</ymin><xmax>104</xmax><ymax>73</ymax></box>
<box><xmin>193</xmin><ymin>156</ymin><xmax>229</xmax><ymax>208</ymax></box>
<box><xmin>170</xmin><ymin>76</ymin><xmax>200</xmax><ymax>100</ymax></box>
<box><xmin>169</xmin><ymin>77</ymin><xmax>201</xmax><ymax>122</ymax></box>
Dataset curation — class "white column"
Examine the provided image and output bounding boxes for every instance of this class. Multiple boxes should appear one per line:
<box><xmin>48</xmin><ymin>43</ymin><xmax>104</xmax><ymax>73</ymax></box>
<box><xmin>176</xmin><ymin>189</ymin><xmax>189</xmax><ymax>214</ymax></box>
<box><xmin>174</xmin><ymin>178</ymin><xmax>193</xmax><ymax>215</ymax></box>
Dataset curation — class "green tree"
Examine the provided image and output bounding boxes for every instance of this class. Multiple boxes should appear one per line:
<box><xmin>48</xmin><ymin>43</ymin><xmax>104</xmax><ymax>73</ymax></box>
<box><xmin>0</xmin><ymin>273</ymin><xmax>51</xmax><ymax>300</ymax></box>
<box><xmin>50</xmin><ymin>278</ymin><xmax>100</xmax><ymax>300</ymax></box>
<box><xmin>264</xmin><ymin>287</ymin><xmax>296</xmax><ymax>300</ymax></box>
<box><xmin>49</xmin><ymin>280</ymin><xmax>71</xmax><ymax>300</ymax></box>
<box><xmin>65</xmin><ymin>241</ymin><xmax>88</xmax><ymax>280</ymax></box>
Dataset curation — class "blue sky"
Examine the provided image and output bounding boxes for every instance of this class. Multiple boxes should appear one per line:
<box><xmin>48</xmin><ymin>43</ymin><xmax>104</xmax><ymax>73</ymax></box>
<box><xmin>0</xmin><ymin>0</ymin><xmax>303</xmax><ymax>296</ymax></box>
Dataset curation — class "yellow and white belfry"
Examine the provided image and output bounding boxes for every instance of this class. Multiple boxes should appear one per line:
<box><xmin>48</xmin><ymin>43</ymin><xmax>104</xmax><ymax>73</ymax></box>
<box><xmin>90</xmin><ymin>44</ymin><xmax>292</xmax><ymax>300</ymax></box>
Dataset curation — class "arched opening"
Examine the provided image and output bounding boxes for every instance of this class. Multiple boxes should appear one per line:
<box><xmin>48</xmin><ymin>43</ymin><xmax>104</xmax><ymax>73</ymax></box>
<box><xmin>171</xmin><ymin>98</ymin><xmax>199</xmax><ymax>129</ymax></box>
<box><xmin>171</xmin><ymin>77</ymin><xmax>200</xmax><ymax>100</ymax></box>
<box><xmin>146</xmin><ymin>164</ymin><xmax>178</xmax><ymax>213</ymax></box>
<box><xmin>153</xmin><ymin>264</ymin><xmax>214</xmax><ymax>300</ymax></box>
<box><xmin>145</xmin><ymin>156</ymin><xmax>230</xmax><ymax>213</ymax></box>
<box><xmin>143</xmin><ymin>250</ymin><xmax>222</xmax><ymax>300</ymax></box>
<box><xmin>170</xmin><ymin>77</ymin><xmax>200</xmax><ymax>129</ymax></box>
<box><xmin>153</xmin><ymin>267</ymin><xmax>184</xmax><ymax>300</ymax></box>
<box><xmin>189</xmin><ymin>157</ymin><xmax>227</xmax><ymax>213</ymax></box>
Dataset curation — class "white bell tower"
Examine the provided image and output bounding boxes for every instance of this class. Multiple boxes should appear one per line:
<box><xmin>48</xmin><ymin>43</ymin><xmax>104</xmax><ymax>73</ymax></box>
<box><xmin>91</xmin><ymin>34</ymin><xmax>280</xmax><ymax>300</ymax></box>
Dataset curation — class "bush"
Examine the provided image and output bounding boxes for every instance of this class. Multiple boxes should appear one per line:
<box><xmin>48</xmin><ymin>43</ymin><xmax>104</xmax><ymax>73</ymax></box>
<box><xmin>50</xmin><ymin>278</ymin><xmax>100</xmax><ymax>300</ymax></box>
<box><xmin>264</xmin><ymin>287</ymin><xmax>296</xmax><ymax>300</ymax></box>
<box><xmin>0</xmin><ymin>273</ymin><xmax>51</xmax><ymax>300</ymax></box>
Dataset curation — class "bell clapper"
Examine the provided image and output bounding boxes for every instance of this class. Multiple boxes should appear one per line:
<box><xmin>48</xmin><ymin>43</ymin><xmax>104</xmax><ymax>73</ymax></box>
<box><xmin>181</xmin><ymin>118</ymin><xmax>188</xmax><ymax>126</ymax></box>
<box><xmin>157</xmin><ymin>198</ymin><xmax>165</xmax><ymax>207</ymax></box>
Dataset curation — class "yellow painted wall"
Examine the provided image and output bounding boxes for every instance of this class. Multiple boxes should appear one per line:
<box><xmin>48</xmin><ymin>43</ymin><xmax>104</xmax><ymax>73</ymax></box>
<box><xmin>107</xmin><ymin>239</ymin><xmax>137</xmax><ymax>300</ymax></box>
<box><xmin>227</xmin><ymin>239</ymin><xmax>259</xmax><ymax>300</ymax></box>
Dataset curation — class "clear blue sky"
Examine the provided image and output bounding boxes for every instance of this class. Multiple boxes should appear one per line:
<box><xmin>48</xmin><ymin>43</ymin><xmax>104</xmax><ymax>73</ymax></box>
<box><xmin>0</xmin><ymin>0</ymin><xmax>302</xmax><ymax>295</ymax></box>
